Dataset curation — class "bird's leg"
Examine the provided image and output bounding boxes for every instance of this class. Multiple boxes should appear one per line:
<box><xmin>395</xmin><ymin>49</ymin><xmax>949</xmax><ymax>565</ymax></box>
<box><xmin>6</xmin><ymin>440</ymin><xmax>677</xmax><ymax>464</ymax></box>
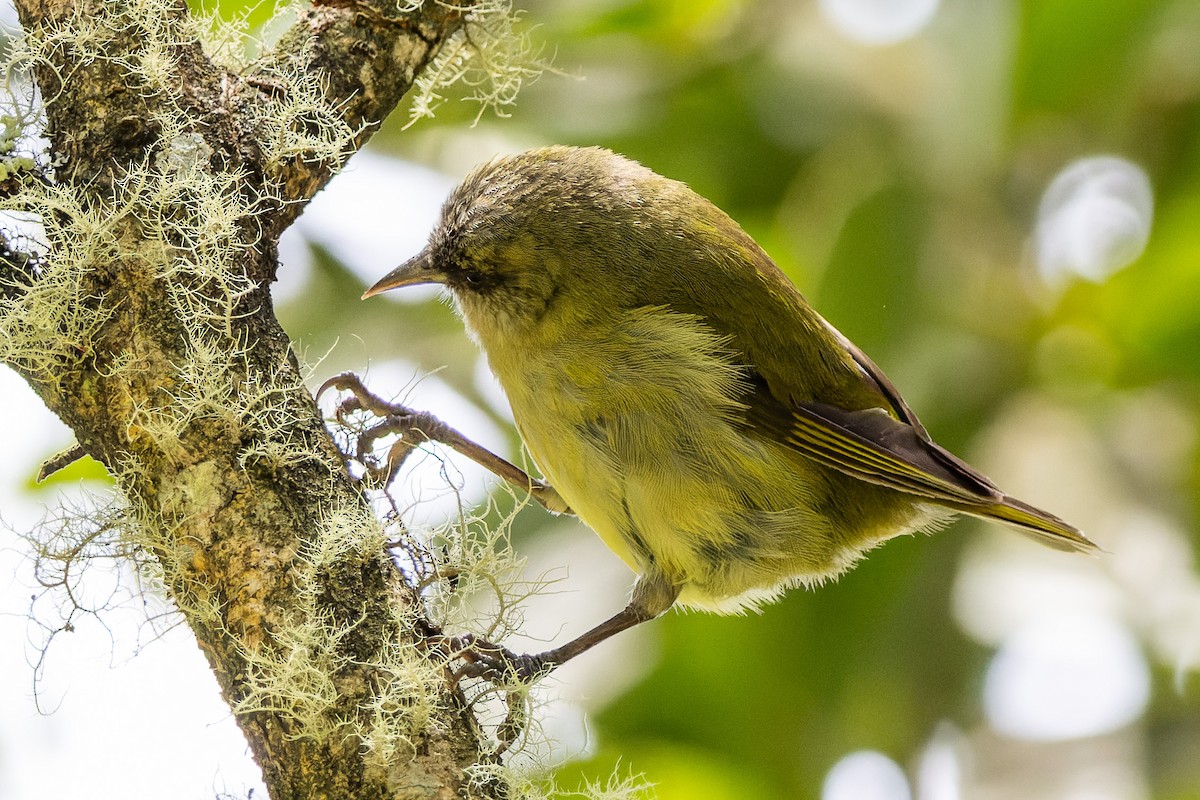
<box><xmin>452</xmin><ymin>573</ymin><xmax>680</xmax><ymax>683</ymax></box>
<box><xmin>317</xmin><ymin>371</ymin><xmax>570</xmax><ymax>513</ymax></box>
<box><xmin>320</xmin><ymin>372</ymin><xmax>677</xmax><ymax>684</ymax></box>
<box><xmin>454</xmin><ymin>603</ymin><xmax>655</xmax><ymax>682</ymax></box>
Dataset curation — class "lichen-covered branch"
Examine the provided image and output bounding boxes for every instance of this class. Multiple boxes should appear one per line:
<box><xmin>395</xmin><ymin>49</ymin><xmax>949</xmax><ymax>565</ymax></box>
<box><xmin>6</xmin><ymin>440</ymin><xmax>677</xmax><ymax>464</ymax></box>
<box><xmin>248</xmin><ymin>0</ymin><xmax>468</xmax><ymax>221</ymax></box>
<box><xmin>0</xmin><ymin>0</ymin><xmax>525</xmax><ymax>797</ymax></box>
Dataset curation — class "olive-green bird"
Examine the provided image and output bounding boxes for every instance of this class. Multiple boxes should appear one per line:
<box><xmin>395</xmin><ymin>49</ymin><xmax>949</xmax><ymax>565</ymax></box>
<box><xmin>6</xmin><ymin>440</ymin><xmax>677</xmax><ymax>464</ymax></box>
<box><xmin>364</xmin><ymin>145</ymin><xmax>1095</xmax><ymax>676</ymax></box>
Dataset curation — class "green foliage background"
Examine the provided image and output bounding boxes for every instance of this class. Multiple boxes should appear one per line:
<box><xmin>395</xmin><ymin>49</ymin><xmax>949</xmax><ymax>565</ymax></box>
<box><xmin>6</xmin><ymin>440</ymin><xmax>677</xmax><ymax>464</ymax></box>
<box><xmin>275</xmin><ymin>1</ymin><xmax>1199</xmax><ymax>797</ymax></box>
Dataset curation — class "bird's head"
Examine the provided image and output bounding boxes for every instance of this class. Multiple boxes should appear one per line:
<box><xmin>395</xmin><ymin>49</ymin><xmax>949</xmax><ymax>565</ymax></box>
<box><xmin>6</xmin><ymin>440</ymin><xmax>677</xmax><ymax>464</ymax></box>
<box><xmin>364</xmin><ymin>146</ymin><xmax>667</xmax><ymax>339</ymax></box>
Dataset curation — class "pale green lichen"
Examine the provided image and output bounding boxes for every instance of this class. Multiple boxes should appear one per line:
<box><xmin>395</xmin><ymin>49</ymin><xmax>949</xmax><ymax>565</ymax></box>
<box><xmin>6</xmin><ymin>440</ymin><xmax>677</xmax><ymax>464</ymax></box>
<box><xmin>469</xmin><ymin>763</ymin><xmax>655</xmax><ymax>800</ymax></box>
<box><xmin>200</xmin><ymin>1</ymin><xmax>366</xmax><ymax>172</ymax></box>
<box><xmin>407</xmin><ymin>0</ymin><xmax>548</xmax><ymax>126</ymax></box>
<box><xmin>424</xmin><ymin>494</ymin><xmax>544</xmax><ymax>639</ymax></box>
<box><xmin>229</xmin><ymin>494</ymin><xmax>450</xmax><ymax>767</ymax></box>
<box><xmin>251</xmin><ymin>59</ymin><xmax>365</xmax><ymax>170</ymax></box>
<box><xmin>0</xmin><ymin>112</ymin><xmax>36</xmax><ymax>179</ymax></box>
<box><xmin>0</xmin><ymin>179</ymin><xmax>119</xmax><ymax>383</ymax></box>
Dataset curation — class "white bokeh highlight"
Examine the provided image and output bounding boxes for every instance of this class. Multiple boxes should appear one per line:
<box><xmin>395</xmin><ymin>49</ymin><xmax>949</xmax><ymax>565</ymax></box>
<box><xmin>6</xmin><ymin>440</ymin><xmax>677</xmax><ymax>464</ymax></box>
<box><xmin>818</xmin><ymin>0</ymin><xmax>940</xmax><ymax>46</ymax></box>
<box><xmin>823</xmin><ymin>750</ymin><xmax>912</xmax><ymax>800</ymax></box>
<box><xmin>916</xmin><ymin>724</ymin><xmax>965</xmax><ymax>800</ymax></box>
<box><xmin>984</xmin><ymin>613</ymin><xmax>1150</xmax><ymax>741</ymax></box>
<box><xmin>1035</xmin><ymin>156</ymin><xmax>1153</xmax><ymax>285</ymax></box>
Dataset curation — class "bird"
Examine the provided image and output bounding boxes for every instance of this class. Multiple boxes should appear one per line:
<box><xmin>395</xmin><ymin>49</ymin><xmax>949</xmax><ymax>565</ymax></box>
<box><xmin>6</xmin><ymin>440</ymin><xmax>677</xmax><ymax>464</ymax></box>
<box><xmin>363</xmin><ymin>145</ymin><xmax>1095</xmax><ymax>678</ymax></box>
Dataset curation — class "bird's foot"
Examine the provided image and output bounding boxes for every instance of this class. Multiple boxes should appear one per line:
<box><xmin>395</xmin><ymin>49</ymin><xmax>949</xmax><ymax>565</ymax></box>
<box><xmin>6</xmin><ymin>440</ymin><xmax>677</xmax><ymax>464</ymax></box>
<box><xmin>317</xmin><ymin>371</ymin><xmax>571</xmax><ymax>512</ymax></box>
<box><xmin>438</xmin><ymin>633</ymin><xmax>557</xmax><ymax>684</ymax></box>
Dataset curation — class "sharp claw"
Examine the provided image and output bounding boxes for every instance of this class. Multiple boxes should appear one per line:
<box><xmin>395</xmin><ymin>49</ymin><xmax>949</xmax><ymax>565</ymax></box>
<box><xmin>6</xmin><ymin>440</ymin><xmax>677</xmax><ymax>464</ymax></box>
<box><xmin>315</xmin><ymin>371</ymin><xmax>360</xmax><ymax>402</ymax></box>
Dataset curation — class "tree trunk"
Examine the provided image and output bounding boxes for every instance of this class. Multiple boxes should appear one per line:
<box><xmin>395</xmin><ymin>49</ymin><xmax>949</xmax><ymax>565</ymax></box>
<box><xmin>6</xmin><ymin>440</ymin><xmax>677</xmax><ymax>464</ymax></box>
<box><xmin>1</xmin><ymin>0</ymin><xmax>504</xmax><ymax>796</ymax></box>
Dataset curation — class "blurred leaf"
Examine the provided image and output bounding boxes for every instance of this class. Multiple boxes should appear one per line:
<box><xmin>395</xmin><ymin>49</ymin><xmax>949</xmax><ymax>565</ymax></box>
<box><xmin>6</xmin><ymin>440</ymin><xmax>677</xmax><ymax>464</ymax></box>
<box><xmin>575</xmin><ymin>742</ymin><xmax>777</xmax><ymax>800</ymax></box>
<box><xmin>187</xmin><ymin>0</ymin><xmax>281</xmax><ymax>29</ymax></box>
<box><xmin>1013</xmin><ymin>0</ymin><xmax>1161</xmax><ymax>120</ymax></box>
<box><xmin>813</xmin><ymin>180</ymin><xmax>927</xmax><ymax>358</ymax></box>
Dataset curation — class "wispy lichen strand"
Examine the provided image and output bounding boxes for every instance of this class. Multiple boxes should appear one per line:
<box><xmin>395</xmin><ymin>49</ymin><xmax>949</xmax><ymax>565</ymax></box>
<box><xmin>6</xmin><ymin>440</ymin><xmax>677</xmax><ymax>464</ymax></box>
<box><xmin>407</xmin><ymin>0</ymin><xmax>547</xmax><ymax>126</ymax></box>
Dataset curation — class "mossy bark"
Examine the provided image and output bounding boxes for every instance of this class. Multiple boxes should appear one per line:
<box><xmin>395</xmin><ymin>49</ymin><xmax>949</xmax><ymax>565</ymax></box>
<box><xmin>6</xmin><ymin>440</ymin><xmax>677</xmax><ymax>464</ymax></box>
<box><xmin>5</xmin><ymin>1</ymin><xmax>498</xmax><ymax>797</ymax></box>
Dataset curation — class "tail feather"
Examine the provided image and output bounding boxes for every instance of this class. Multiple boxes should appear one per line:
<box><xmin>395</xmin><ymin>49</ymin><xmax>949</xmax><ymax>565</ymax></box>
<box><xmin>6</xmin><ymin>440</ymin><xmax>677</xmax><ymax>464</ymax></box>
<box><xmin>950</xmin><ymin>496</ymin><xmax>1098</xmax><ymax>553</ymax></box>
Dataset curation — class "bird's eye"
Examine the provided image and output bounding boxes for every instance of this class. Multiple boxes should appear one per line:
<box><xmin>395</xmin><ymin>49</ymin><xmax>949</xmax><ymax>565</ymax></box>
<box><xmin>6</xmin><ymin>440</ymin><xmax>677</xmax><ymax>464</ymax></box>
<box><xmin>463</xmin><ymin>270</ymin><xmax>481</xmax><ymax>284</ymax></box>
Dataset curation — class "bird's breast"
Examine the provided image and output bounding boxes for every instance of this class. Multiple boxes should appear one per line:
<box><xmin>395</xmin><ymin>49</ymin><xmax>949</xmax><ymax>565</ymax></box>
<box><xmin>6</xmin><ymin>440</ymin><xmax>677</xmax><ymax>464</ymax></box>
<box><xmin>482</xmin><ymin>307</ymin><xmax>749</xmax><ymax>564</ymax></box>
<box><xmin>477</xmin><ymin>305</ymin><xmax>922</xmax><ymax>611</ymax></box>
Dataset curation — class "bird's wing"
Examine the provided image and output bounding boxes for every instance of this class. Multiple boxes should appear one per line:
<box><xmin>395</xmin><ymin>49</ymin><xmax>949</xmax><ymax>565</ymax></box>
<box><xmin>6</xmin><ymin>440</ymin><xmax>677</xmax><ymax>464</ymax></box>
<box><xmin>745</xmin><ymin>372</ymin><xmax>1003</xmax><ymax>505</ymax></box>
<box><xmin>645</xmin><ymin>201</ymin><xmax>1092</xmax><ymax>550</ymax></box>
<box><xmin>796</xmin><ymin>317</ymin><xmax>1005</xmax><ymax>502</ymax></box>
<box><xmin>652</xmin><ymin>217</ymin><xmax>1004</xmax><ymax>505</ymax></box>
<box><xmin>760</xmin><ymin>389</ymin><xmax>1094</xmax><ymax>551</ymax></box>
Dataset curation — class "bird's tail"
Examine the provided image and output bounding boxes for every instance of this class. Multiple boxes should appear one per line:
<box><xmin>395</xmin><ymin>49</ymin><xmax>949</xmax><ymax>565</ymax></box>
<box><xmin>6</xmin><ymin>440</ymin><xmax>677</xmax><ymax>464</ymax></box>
<box><xmin>949</xmin><ymin>495</ymin><xmax>1098</xmax><ymax>553</ymax></box>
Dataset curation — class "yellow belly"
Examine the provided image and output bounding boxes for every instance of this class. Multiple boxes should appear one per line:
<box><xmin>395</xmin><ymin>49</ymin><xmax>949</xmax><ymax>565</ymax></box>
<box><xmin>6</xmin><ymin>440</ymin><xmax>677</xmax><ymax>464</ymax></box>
<box><xmin>482</xmin><ymin>306</ymin><xmax>928</xmax><ymax>612</ymax></box>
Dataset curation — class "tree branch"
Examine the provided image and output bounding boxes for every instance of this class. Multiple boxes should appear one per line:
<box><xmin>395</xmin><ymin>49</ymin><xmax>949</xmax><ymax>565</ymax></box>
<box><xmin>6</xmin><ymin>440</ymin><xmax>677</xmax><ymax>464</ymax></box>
<box><xmin>2</xmin><ymin>0</ymin><xmax>506</xmax><ymax>797</ymax></box>
<box><xmin>251</xmin><ymin>0</ymin><xmax>469</xmax><ymax>224</ymax></box>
